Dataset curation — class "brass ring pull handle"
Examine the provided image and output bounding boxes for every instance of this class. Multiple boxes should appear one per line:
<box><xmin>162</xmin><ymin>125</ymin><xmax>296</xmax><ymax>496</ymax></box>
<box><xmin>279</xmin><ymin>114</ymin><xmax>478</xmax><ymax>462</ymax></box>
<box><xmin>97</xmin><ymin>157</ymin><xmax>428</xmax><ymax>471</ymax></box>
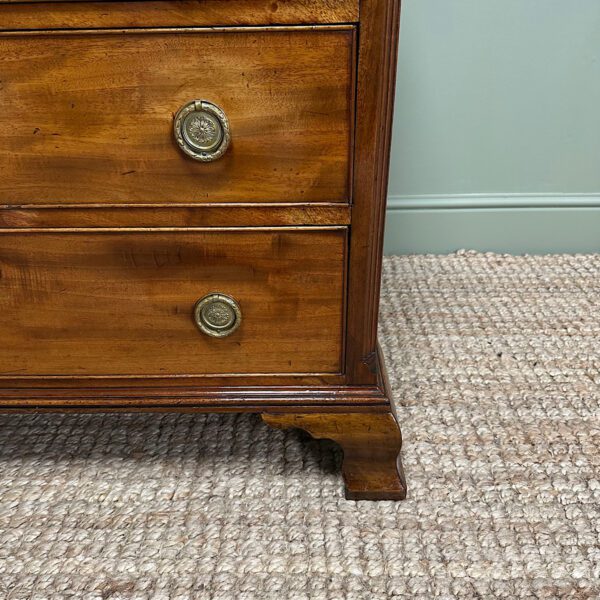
<box><xmin>174</xmin><ymin>100</ymin><xmax>231</xmax><ymax>162</ymax></box>
<box><xmin>193</xmin><ymin>293</ymin><xmax>242</xmax><ymax>338</ymax></box>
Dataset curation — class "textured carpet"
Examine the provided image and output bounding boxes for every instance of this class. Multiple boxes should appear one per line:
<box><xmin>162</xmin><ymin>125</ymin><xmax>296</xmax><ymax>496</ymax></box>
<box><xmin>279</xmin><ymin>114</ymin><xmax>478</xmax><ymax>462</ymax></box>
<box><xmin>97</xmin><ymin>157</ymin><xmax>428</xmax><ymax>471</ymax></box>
<box><xmin>1</xmin><ymin>251</ymin><xmax>599</xmax><ymax>599</ymax></box>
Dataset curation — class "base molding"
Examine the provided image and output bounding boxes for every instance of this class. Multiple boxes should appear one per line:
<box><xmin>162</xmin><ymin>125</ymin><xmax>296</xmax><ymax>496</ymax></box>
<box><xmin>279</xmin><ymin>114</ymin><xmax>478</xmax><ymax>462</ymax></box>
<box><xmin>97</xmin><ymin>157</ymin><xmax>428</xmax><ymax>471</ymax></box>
<box><xmin>0</xmin><ymin>385</ymin><xmax>389</xmax><ymax>412</ymax></box>
<box><xmin>0</xmin><ymin>345</ymin><xmax>405</xmax><ymax>501</ymax></box>
<box><xmin>385</xmin><ymin>194</ymin><xmax>600</xmax><ymax>254</ymax></box>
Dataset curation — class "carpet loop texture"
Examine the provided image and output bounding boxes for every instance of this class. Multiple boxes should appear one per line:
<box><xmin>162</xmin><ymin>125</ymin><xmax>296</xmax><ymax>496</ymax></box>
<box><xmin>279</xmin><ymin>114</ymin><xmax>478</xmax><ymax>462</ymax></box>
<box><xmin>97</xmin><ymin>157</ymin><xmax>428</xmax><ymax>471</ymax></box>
<box><xmin>0</xmin><ymin>252</ymin><xmax>599</xmax><ymax>599</ymax></box>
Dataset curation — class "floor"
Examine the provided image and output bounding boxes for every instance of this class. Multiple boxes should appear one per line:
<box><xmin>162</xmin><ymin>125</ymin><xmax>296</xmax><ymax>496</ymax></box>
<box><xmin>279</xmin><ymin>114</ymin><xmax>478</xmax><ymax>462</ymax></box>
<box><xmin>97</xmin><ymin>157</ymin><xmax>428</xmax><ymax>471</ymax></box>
<box><xmin>1</xmin><ymin>252</ymin><xmax>598</xmax><ymax>599</ymax></box>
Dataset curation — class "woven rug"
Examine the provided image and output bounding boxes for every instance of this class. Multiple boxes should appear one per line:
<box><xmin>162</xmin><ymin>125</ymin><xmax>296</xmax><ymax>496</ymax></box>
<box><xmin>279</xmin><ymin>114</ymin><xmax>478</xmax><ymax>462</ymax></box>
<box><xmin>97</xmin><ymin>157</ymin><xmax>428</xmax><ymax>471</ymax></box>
<box><xmin>1</xmin><ymin>251</ymin><xmax>598</xmax><ymax>599</ymax></box>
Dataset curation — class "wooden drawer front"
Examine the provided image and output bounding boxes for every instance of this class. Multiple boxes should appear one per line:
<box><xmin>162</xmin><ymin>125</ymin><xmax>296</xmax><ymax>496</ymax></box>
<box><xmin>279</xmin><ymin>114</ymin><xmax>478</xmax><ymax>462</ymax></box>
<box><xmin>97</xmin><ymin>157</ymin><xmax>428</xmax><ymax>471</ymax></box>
<box><xmin>0</xmin><ymin>1</ymin><xmax>359</xmax><ymax>29</ymax></box>
<box><xmin>0</xmin><ymin>28</ymin><xmax>354</xmax><ymax>206</ymax></box>
<box><xmin>0</xmin><ymin>229</ymin><xmax>346</xmax><ymax>377</ymax></box>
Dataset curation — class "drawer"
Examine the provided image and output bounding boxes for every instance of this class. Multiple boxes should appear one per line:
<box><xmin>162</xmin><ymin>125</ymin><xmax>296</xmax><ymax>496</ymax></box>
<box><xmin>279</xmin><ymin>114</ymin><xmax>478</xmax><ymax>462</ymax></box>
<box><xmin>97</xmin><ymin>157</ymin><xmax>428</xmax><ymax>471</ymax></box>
<box><xmin>0</xmin><ymin>0</ymin><xmax>359</xmax><ymax>29</ymax></box>
<box><xmin>0</xmin><ymin>28</ymin><xmax>354</xmax><ymax>205</ymax></box>
<box><xmin>0</xmin><ymin>229</ymin><xmax>346</xmax><ymax>377</ymax></box>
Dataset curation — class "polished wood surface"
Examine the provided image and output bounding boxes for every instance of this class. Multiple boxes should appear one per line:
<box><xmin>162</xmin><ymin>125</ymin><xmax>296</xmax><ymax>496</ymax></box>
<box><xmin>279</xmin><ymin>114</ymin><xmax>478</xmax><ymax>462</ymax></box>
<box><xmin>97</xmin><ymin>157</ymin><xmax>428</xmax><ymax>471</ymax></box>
<box><xmin>0</xmin><ymin>204</ymin><xmax>351</xmax><ymax>229</ymax></box>
<box><xmin>0</xmin><ymin>0</ymin><xmax>406</xmax><ymax>500</ymax></box>
<box><xmin>345</xmin><ymin>0</ymin><xmax>402</xmax><ymax>383</ymax></box>
<box><xmin>0</xmin><ymin>384</ymin><xmax>389</xmax><ymax>407</ymax></box>
<box><xmin>262</xmin><ymin>344</ymin><xmax>406</xmax><ymax>500</ymax></box>
<box><xmin>0</xmin><ymin>229</ymin><xmax>346</xmax><ymax>378</ymax></box>
<box><xmin>0</xmin><ymin>28</ymin><xmax>354</xmax><ymax>205</ymax></box>
<box><xmin>263</xmin><ymin>411</ymin><xmax>406</xmax><ymax>500</ymax></box>
<box><xmin>0</xmin><ymin>0</ymin><xmax>359</xmax><ymax>30</ymax></box>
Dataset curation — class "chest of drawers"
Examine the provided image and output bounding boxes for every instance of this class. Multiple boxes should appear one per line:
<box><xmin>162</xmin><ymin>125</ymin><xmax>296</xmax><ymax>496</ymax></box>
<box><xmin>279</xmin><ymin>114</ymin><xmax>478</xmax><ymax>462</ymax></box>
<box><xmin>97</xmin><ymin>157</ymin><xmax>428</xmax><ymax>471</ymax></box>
<box><xmin>0</xmin><ymin>0</ymin><xmax>405</xmax><ymax>500</ymax></box>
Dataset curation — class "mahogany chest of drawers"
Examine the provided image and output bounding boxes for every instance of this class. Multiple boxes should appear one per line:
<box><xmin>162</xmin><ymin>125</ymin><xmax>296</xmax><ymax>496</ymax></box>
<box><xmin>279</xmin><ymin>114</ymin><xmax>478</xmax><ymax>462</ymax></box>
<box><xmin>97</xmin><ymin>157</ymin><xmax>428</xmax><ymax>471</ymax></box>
<box><xmin>0</xmin><ymin>0</ymin><xmax>405</xmax><ymax>500</ymax></box>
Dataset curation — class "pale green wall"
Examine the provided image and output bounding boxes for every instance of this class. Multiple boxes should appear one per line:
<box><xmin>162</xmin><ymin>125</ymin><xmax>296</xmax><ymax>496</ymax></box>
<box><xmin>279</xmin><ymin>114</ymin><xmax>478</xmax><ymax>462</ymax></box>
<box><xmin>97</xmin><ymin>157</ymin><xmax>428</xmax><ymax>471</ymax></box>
<box><xmin>385</xmin><ymin>0</ymin><xmax>600</xmax><ymax>254</ymax></box>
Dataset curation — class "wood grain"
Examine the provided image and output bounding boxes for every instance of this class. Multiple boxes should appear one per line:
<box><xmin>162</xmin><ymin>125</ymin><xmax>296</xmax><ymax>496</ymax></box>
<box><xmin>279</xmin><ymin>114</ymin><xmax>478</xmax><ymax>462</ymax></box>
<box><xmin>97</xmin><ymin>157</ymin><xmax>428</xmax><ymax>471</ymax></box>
<box><xmin>262</xmin><ymin>344</ymin><xmax>406</xmax><ymax>500</ymax></box>
<box><xmin>0</xmin><ymin>204</ymin><xmax>351</xmax><ymax>229</ymax></box>
<box><xmin>345</xmin><ymin>0</ymin><xmax>402</xmax><ymax>383</ymax></box>
<box><xmin>0</xmin><ymin>0</ymin><xmax>359</xmax><ymax>30</ymax></box>
<box><xmin>0</xmin><ymin>228</ymin><xmax>346</xmax><ymax>378</ymax></box>
<box><xmin>0</xmin><ymin>0</ymin><xmax>406</xmax><ymax>500</ymax></box>
<box><xmin>262</xmin><ymin>411</ymin><xmax>406</xmax><ymax>500</ymax></box>
<box><xmin>0</xmin><ymin>385</ymin><xmax>390</xmax><ymax>407</ymax></box>
<box><xmin>0</xmin><ymin>28</ymin><xmax>354</xmax><ymax>205</ymax></box>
